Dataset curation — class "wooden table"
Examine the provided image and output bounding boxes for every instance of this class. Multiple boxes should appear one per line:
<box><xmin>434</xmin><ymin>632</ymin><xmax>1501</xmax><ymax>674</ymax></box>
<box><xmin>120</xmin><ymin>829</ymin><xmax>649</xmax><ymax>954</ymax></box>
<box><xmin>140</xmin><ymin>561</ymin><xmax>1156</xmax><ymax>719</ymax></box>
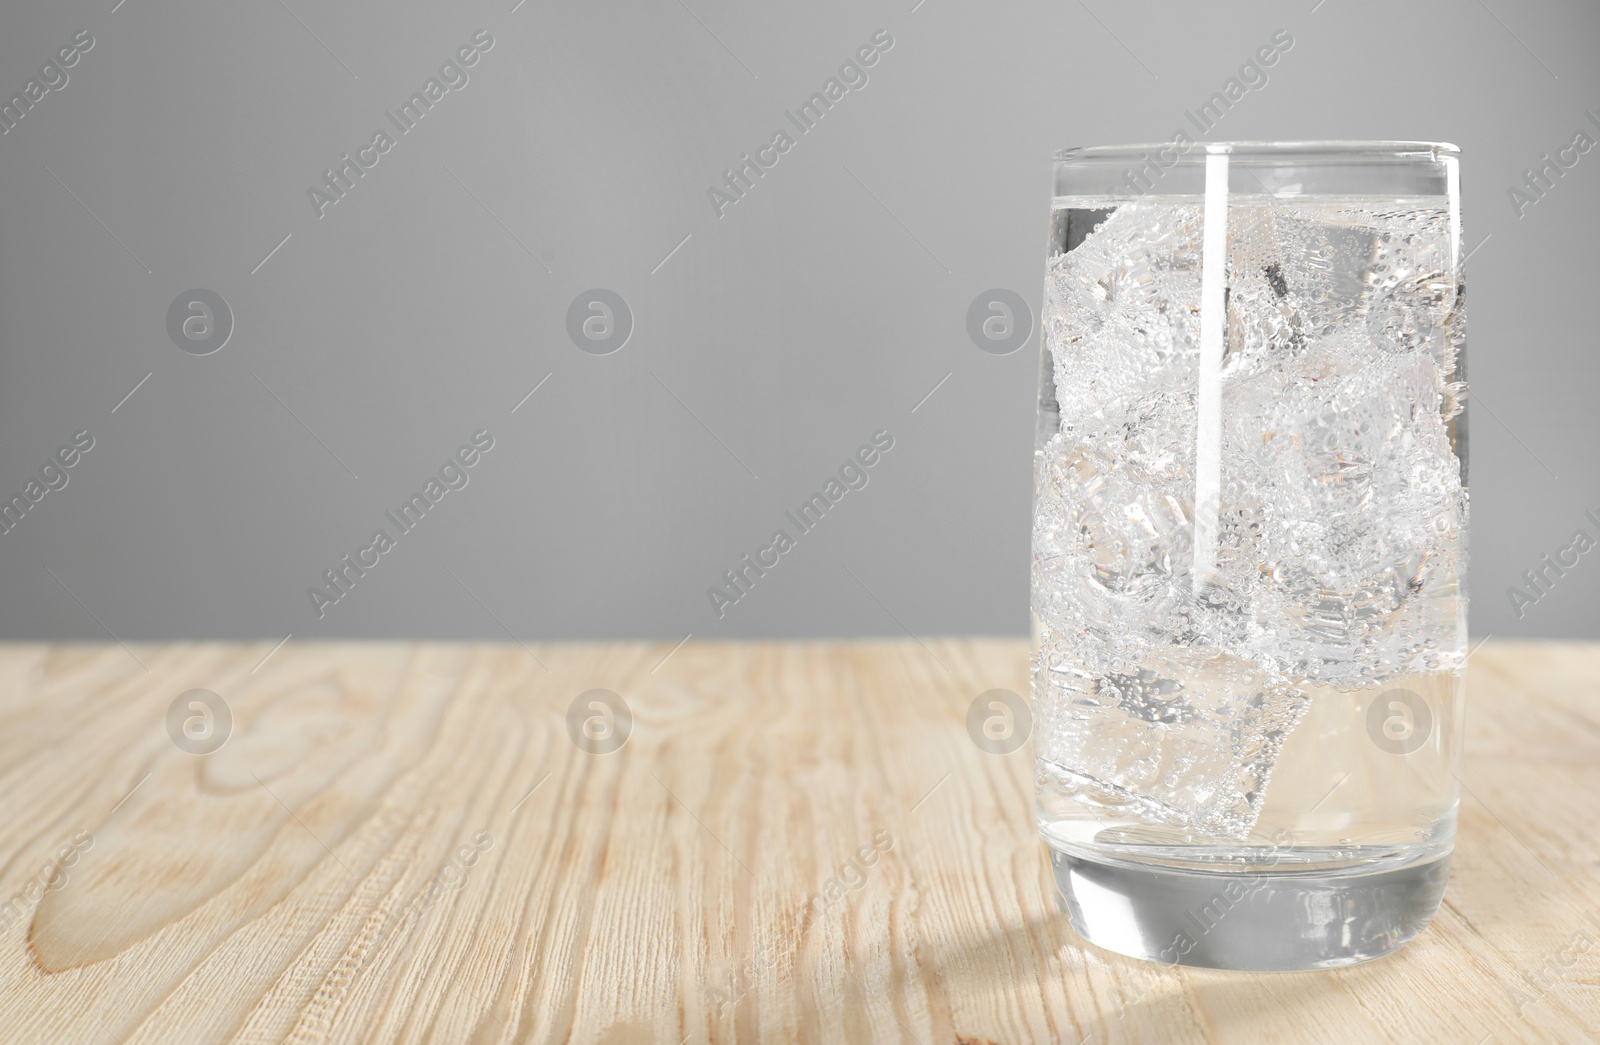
<box><xmin>0</xmin><ymin>640</ymin><xmax>1594</xmax><ymax>1043</ymax></box>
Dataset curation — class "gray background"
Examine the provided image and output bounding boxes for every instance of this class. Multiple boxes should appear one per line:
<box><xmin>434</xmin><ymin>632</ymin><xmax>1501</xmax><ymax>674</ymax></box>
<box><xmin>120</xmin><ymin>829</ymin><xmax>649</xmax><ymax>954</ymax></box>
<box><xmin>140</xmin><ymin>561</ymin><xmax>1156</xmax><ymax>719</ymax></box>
<box><xmin>0</xmin><ymin>0</ymin><xmax>1595</xmax><ymax>643</ymax></box>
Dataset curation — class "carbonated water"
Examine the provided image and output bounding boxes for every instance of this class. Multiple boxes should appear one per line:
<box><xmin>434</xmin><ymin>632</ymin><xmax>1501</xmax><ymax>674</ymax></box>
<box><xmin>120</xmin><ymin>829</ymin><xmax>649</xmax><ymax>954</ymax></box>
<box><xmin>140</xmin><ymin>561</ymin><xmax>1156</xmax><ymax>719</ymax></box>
<box><xmin>1034</xmin><ymin>195</ymin><xmax>1467</xmax><ymax>957</ymax></box>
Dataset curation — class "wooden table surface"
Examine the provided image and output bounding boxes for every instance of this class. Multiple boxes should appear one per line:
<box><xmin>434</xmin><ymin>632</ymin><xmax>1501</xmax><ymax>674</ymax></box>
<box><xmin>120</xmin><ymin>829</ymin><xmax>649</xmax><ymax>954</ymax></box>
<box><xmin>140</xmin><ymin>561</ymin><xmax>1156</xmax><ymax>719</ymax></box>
<box><xmin>0</xmin><ymin>639</ymin><xmax>1595</xmax><ymax>1044</ymax></box>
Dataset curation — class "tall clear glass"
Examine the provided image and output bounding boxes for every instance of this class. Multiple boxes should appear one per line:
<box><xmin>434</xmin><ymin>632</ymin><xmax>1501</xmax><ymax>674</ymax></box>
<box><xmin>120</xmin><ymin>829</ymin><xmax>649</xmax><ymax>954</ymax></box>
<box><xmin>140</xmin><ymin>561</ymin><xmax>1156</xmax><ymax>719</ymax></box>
<box><xmin>1033</xmin><ymin>142</ymin><xmax>1467</xmax><ymax>970</ymax></box>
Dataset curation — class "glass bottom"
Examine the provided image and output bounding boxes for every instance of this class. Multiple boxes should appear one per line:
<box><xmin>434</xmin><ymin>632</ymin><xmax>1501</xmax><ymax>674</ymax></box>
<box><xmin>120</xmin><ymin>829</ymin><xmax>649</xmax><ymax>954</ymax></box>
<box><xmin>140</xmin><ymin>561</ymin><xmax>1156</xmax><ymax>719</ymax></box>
<box><xmin>1046</xmin><ymin>843</ymin><xmax>1452</xmax><ymax>970</ymax></box>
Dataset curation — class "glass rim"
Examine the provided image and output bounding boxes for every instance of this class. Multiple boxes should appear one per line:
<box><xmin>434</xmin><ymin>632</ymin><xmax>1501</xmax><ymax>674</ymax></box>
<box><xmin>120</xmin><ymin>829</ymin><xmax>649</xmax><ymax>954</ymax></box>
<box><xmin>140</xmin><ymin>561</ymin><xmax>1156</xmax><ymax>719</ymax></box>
<box><xmin>1054</xmin><ymin>141</ymin><xmax>1460</xmax><ymax>163</ymax></box>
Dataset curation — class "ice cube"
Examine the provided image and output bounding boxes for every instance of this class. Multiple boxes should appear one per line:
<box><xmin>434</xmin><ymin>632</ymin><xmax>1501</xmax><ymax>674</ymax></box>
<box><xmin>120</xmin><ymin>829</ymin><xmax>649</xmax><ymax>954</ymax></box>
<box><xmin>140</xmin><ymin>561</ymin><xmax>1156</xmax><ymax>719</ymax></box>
<box><xmin>1032</xmin><ymin>436</ymin><xmax>1196</xmax><ymax>669</ymax></box>
<box><xmin>1221</xmin><ymin>208</ymin><xmax>1316</xmax><ymax>378</ymax></box>
<box><xmin>1221</xmin><ymin>352</ymin><xmax>1465</xmax><ymax>684</ymax></box>
<box><xmin>1362</xmin><ymin>205</ymin><xmax>1458</xmax><ymax>357</ymax></box>
<box><xmin>1033</xmin><ymin>636</ymin><xmax>1308</xmax><ymax>840</ymax></box>
<box><xmin>1046</xmin><ymin>203</ymin><xmax>1204</xmax><ymax>431</ymax></box>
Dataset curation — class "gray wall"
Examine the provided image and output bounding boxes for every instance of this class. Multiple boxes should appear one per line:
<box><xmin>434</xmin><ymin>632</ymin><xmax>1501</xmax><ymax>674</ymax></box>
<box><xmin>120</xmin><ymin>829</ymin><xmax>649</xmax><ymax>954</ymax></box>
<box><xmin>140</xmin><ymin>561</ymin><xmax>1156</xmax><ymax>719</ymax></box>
<box><xmin>0</xmin><ymin>0</ymin><xmax>1595</xmax><ymax>642</ymax></box>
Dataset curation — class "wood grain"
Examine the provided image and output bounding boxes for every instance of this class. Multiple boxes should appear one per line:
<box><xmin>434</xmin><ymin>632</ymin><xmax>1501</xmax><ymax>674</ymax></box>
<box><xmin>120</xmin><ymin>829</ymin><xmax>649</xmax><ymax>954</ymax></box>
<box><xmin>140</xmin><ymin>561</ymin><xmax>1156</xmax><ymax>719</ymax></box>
<box><xmin>0</xmin><ymin>639</ymin><xmax>1594</xmax><ymax>1043</ymax></box>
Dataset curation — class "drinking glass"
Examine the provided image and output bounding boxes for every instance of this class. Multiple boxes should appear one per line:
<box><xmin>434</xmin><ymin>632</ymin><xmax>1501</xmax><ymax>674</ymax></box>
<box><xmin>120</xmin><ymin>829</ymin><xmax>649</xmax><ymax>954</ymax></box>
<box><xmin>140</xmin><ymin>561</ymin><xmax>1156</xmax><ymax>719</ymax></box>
<box><xmin>1033</xmin><ymin>142</ymin><xmax>1467</xmax><ymax>970</ymax></box>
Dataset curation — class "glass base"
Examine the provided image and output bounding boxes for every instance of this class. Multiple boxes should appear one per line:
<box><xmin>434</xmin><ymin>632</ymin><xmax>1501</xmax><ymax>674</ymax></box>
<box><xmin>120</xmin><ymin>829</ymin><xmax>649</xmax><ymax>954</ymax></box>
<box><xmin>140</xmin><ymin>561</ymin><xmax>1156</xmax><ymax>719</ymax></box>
<box><xmin>1047</xmin><ymin>844</ymin><xmax>1452</xmax><ymax>971</ymax></box>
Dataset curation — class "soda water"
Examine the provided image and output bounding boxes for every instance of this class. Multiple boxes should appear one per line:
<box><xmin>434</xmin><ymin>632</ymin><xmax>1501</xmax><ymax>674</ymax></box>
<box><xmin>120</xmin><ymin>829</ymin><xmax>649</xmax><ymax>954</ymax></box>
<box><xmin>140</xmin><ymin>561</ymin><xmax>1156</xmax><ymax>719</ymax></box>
<box><xmin>1034</xmin><ymin>187</ymin><xmax>1467</xmax><ymax>969</ymax></box>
